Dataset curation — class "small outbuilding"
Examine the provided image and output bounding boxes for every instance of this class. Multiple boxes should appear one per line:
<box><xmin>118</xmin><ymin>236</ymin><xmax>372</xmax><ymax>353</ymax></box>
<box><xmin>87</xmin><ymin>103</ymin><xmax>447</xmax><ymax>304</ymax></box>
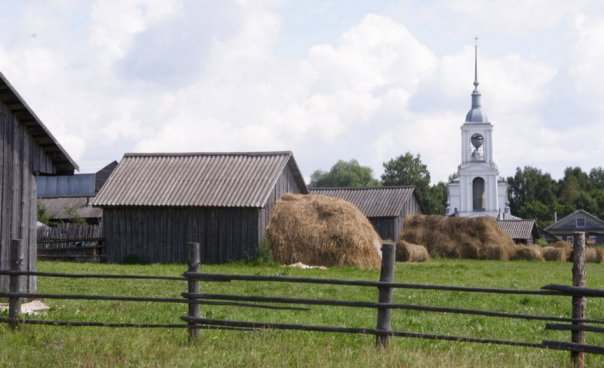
<box><xmin>496</xmin><ymin>219</ymin><xmax>541</xmax><ymax>244</ymax></box>
<box><xmin>93</xmin><ymin>151</ymin><xmax>307</xmax><ymax>263</ymax></box>
<box><xmin>545</xmin><ymin>209</ymin><xmax>604</xmax><ymax>245</ymax></box>
<box><xmin>0</xmin><ymin>71</ymin><xmax>78</xmax><ymax>291</ymax></box>
<box><xmin>309</xmin><ymin>186</ymin><xmax>423</xmax><ymax>242</ymax></box>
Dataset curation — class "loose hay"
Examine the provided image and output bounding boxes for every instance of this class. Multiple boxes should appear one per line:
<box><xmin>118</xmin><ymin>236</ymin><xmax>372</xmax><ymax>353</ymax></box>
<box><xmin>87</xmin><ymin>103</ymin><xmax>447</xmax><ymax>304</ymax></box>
<box><xmin>510</xmin><ymin>245</ymin><xmax>545</xmax><ymax>261</ymax></box>
<box><xmin>401</xmin><ymin>215</ymin><xmax>515</xmax><ymax>260</ymax></box>
<box><xmin>267</xmin><ymin>194</ymin><xmax>382</xmax><ymax>269</ymax></box>
<box><xmin>396</xmin><ymin>240</ymin><xmax>430</xmax><ymax>262</ymax></box>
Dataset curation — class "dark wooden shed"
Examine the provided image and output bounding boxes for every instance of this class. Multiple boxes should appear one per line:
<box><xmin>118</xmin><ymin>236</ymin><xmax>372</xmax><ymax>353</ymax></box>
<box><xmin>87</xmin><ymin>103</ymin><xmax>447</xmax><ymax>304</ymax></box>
<box><xmin>0</xmin><ymin>71</ymin><xmax>78</xmax><ymax>292</ymax></box>
<box><xmin>309</xmin><ymin>186</ymin><xmax>423</xmax><ymax>242</ymax></box>
<box><xmin>93</xmin><ymin>151</ymin><xmax>307</xmax><ymax>263</ymax></box>
<box><xmin>496</xmin><ymin>219</ymin><xmax>541</xmax><ymax>244</ymax></box>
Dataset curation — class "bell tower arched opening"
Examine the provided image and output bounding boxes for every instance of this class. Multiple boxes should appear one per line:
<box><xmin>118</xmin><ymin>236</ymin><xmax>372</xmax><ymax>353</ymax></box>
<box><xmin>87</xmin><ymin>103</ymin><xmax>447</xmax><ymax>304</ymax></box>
<box><xmin>472</xmin><ymin>177</ymin><xmax>485</xmax><ymax>211</ymax></box>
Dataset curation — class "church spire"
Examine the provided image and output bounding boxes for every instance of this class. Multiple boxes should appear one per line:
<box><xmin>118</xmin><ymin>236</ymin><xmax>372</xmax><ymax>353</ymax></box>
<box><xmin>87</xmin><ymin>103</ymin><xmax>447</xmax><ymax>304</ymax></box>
<box><xmin>473</xmin><ymin>37</ymin><xmax>479</xmax><ymax>91</ymax></box>
<box><xmin>465</xmin><ymin>37</ymin><xmax>488</xmax><ymax>123</ymax></box>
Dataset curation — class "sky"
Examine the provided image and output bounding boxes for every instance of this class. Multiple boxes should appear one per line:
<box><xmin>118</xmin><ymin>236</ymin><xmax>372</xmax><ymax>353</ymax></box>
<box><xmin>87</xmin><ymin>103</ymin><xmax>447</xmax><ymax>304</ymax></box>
<box><xmin>1</xmin><ymin>0</ymin><xmax>604</xmax><ymax>184</ymax></box>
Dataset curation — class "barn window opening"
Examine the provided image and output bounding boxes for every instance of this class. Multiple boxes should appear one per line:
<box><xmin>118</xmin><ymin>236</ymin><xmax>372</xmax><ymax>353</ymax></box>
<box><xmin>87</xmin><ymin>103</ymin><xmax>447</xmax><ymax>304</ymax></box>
<box><xmin>472</xmin><ymin>177</ymin><xmax>485</xmax><ymax>211</ymax></box>
<box><xmin>576</xmin><ymin>218</ymin><xmax>586</xmax><ymax>228</ymax></box>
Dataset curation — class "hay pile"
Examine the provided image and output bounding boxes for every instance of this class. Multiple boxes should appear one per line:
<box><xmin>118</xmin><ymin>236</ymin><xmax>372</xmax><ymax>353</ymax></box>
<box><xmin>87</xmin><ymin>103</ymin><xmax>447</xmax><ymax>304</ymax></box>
<box><xmin>401</xmin><ymin>215</ymin><xmax>515</xmax><ymax>260</ymax></box>
<box><xmin>586</xmin><ymin>247</ymin><xmax>604</xmax><ymax>263</ymax></box>
<box><xmin>510</xmin><ymin>245</ymin><xmax>545</xmax><ymax>261</ymax></box>
<box><xmin>396</xmin><ymin>240</ymin><xmax>430</xmax><ymax>262</ymax></box>
<box><xmin>267</xmin><ymin>194</ymin><xmax>382</xmax><ymax>269</ymax></box>
<box><xmin>542</xmin><ymin>246</ymin><xmax>572</xmax><ymax>261</ymax></box>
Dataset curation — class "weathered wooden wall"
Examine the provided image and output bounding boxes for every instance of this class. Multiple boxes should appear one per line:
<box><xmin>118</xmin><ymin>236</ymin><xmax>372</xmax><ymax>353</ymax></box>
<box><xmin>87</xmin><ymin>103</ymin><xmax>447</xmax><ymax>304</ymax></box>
<box><xmin>0</xmin><ymin>100</ymin><xmax>57</xmax><ymax>292</ymax></box>
<box><xmin>103</xmin><ymin>207</ymin><xmax>260</xmax><ymax>263</ymax></box>
<box><xmin>369</xmin><ymin>195</ymin><xmax>423</xmax><ymax>242</ymax></box>
<box><xmin>369</xmin><ymin>217</ymin><xmax>400</xmax><ymax>242</ymax></box>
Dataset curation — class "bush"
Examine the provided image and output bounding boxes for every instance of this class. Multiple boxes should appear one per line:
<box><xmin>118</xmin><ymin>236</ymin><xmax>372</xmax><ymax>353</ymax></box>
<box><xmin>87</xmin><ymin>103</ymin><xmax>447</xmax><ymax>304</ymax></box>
<box><xmin>248</xmin><ymin>238</ymin><xmax>275</xmax><ymax>266</ymax></box>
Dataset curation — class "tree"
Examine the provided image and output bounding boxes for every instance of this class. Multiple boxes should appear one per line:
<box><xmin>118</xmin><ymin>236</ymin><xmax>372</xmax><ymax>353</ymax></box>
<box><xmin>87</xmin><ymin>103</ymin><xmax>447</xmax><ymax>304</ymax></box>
<box><xmin>506</xmin><ymin>166</ymin><xmax>557</xmax><ymax>226</ymax></box>
<box><xmin>381</xmin><ymin>152</ymin><xmax>445</xmax><ymax>214</ymax></box>
<box><xmin>309</xmin><ymin>159</ymin><xmax>380</xmax><ymax>188</ymax></box>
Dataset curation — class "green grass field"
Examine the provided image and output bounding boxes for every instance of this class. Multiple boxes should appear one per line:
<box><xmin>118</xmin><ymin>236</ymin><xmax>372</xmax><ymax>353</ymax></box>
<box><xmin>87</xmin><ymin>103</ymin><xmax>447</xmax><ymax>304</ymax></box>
<box><xmin>1</xmin><ymin>259</ymin><xmax>603</xmax><ymax>367</ymax></box>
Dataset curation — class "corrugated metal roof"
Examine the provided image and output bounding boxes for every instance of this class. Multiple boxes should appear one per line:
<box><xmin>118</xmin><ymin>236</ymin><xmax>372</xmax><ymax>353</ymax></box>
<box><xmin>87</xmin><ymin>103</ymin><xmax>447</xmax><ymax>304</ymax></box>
<box><xmin>37</xmin><ymin>174</ymin><xmax>96</xmax><ymax>197</ymax></box>
<box><xmin>309</xmin><ymin>186</ymin><xmax>416</xmax><ymax>217</ymax></box>
<box><xmin>497</xmin><ymin>219</ymin><xmax>537</xmax><ymax>240</ymax></box>
<box><xmin>40</xmin><ymin>196</ymin><xmax>102</xmax><ymax>220</ymax></box>
<box><xmin>0</xmin><ymin>71</ymin><xmax>78</xmax><ymax>174</ymax></box>
<box><xmin>93</xmin><ymin>151</ymin><xmax>307</xmax><ymax>208</ymax></box>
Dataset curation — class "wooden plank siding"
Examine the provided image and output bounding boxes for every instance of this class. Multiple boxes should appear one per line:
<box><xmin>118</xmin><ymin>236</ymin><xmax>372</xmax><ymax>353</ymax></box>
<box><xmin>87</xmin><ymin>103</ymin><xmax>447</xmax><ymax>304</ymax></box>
<box><xmin>103</xmin><ymin>207</ymin><xmax>260</xmax><ymax>263</ymax></box>
<box><xmin>0</xmin><ymin>100</ymin><xmax>59</xmax><ymax>292</ymax></box>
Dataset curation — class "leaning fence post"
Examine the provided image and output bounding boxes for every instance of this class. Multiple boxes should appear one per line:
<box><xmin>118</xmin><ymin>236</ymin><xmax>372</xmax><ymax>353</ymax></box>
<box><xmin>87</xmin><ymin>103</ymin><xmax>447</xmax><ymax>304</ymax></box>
<box><xmin>9</xmin><ymin>239</ymin><xmax>24</xmax><ymax>330</ymax></box>
<box><xmin>187</xmin><ymin>242</ymin><xmax>201</xmax><ymax>342</ymax></box>
<box><xmin>376</xmin><ymin>242</ymin><xmax>395</xmax><ymax>349</ymax></box>
<box><xmin>571</xmin><ymin>232</ymin><xmax>586</xmax><ymax>368</ymax></box>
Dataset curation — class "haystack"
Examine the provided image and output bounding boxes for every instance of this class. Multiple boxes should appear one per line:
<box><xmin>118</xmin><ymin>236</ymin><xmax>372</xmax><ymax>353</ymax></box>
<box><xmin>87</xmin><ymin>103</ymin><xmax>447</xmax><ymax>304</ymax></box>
<box><xmin>267</xmin><ymin>194</ymin><xmax>382</xmax><ymax>269</ymax></box>
<box><xmin>510</xmin><ymin>245</ymin><xmax>545</xmax><ymax>261</ymax></box>
<box><xmin>396</xmin><ymin>240</ymin><xmax>430</xmax><ymax>262</ymax></box>
<box><xmin>401</xmin><ymin>215</ymin><xmax>515</xmax><ymax>260</ymax></box>
<box><xmin>553</xmin><ymin>240</ymin><xmax>573</xmax><ymax>249</ymax></box>
<box><xmin>542</xmin><ymin>246</ymin><xmax>572</xmax><ymax>262</ymax></box>
<box><xmin>586</xmin><ymin>247</ymin><xmax>604</xmax><ymax>263</ymax></box>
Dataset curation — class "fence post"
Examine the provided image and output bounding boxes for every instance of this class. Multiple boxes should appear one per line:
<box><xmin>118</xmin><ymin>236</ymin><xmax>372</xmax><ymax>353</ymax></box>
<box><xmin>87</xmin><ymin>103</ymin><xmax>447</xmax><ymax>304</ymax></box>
<box><xmin>187</xmin><ymin>242</ymin><xmax>201</xmax><ymax>342</ymax></box>
<box><xmin>376</xmin><ymin>242</ymin><xmax>395</xmax><ymax>349</ymax></box>
<box><xmin>9</xmin><ymin>239</ymin><xmax>24</xmax><ymax>330</ymax></box>
<box><xmin>571</xmin><ymin>232</ymin><xmax>586</xmax><ymax>368</ymax></box>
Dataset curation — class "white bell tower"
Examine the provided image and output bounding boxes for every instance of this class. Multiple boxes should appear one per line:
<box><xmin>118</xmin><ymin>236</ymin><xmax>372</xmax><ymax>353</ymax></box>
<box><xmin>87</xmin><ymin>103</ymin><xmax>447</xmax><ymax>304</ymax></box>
<box><xmin>447</xmin><ymin>39</ymin><xmax>509</xmax><ymax>218</ymax></box>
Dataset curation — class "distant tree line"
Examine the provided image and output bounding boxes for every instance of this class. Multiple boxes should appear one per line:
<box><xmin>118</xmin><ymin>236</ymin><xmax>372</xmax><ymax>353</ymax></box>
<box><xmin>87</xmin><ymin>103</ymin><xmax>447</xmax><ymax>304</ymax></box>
<box><xmin>309</xmin><ymin>155</ymin><xmax>604</xmax><ymax>226</ymax></box>
<box><xmin>308</xmin><ymin>153</ymin><xmax>448</xmax><ymax>215</ymax></box>
<box><xmin>507</xmin><ymin>166</ymin><xmax>604</xmax><ymax>227</ymax></box>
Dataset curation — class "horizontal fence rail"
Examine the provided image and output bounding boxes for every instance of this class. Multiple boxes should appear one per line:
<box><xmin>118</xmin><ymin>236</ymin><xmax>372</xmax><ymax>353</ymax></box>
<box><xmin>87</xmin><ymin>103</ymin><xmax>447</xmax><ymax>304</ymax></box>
<box><xmin>184</xmin><ymin>272</ymin><xmax>563</xmax><ymax>296</ymax></box>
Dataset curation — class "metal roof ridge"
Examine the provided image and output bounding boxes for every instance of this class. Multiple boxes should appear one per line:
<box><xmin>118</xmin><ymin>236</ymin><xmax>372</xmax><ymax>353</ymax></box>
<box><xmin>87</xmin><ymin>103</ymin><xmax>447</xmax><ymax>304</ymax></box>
<box><xmin>123</xmin><ymin>150</ymin><xmax>294</xmax><ymax>158</ymax></box>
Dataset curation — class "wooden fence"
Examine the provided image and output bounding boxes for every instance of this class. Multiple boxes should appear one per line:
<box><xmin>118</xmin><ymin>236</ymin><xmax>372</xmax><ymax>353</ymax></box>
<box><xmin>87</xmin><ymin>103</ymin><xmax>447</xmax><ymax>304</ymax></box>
<box><xmin>1</xmin><ymin>233</ymin><xmax>604</xmax><ymax>367</ymax></box>
<box><xmin>37</xmin><ymin>223</ymin><xmax>104</xmax><ymax>261</ymax></box>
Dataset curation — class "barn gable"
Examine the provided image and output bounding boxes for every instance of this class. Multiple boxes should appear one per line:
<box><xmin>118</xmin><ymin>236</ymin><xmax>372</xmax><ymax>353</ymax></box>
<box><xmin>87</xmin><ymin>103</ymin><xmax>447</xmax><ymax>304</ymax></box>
<box><xmin>0</xmin><ymin>71</ymin><xmax>78</xmax><ymax>292</ymax></box>
<box><xmin>309</xmin><ymin>186</ymin><xmax>423</xmax><ymax>241</ymax></box>
<box><xmin>93</xmin><ymin>151</ymin><xmax>307</xmax><ymax>263</ymax></box>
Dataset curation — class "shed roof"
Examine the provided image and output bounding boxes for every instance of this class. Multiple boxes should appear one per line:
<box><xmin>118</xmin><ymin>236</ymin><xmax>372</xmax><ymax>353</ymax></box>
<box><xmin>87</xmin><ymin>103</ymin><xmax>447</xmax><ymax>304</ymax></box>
<box><xmin>496</xmin><ymin>219</ymin><xmax>538</xmax><ymax>240</ymax></box>
<box><xmin>93</xmin><ymin>151</ymin><xmax>307</xmax><ymax>208</ymax></box>
<box><xmin>40</xmin><ymin>196</ymin><xmax>102</xmax><ymax>220</ymax></box>
<box><xmin>0</xmin><ymin>71</ymin><xmax>78</xmax><ymax>174</ymax></box>
<box><xmin>309</xmin><ymin>186</ymin><xmax>417</xmax><ymax>218</ymax></box>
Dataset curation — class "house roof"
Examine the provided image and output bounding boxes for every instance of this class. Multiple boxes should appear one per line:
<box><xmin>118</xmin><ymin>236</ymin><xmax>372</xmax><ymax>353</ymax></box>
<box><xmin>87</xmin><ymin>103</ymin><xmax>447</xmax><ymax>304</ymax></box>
<box><xmin>0</xmin><ymin>71</ymin><xmax>78</xmax><ymax>174</ymax></box>
<box><xmin>309</xmin><ymin>186</ymin><xmax>418</xmax><ymax>218</ymax></box>
<box><xmin>497</xmin><ymin>219</ymin><xmax>539</xmax><ymax>240</ymax></box>
<box><xmin>93</xmin><ymin>151</ymin><xmax>307</xmax><ymax>208</ymax></box>
<box><xmin>40</xmin><ymin>196</ymin><xmax>102</xmax><ymax>220</ymax></box>
<box><xmin>545</xmin><ymin>209</ymin><xmax>604</xmax><ymax>232</ymax></box>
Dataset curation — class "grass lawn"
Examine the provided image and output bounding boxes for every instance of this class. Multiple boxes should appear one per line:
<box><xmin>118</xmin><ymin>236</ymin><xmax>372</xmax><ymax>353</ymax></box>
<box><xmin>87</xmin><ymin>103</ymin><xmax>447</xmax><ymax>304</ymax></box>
<box><xmin>1</xmin><ymin>259</ymin><xmax>603</xmax><ymax>367</ymax></box>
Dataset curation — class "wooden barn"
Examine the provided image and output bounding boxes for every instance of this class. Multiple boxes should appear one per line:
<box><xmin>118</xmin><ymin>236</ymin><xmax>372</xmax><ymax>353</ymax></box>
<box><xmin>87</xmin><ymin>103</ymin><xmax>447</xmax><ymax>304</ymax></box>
<box><xmin>545</xmin><ymin>209</ymin><xmax>604</xmax><ymax>245</ymax></box>
<box><xmin>93</xmin><ymin>151</ymin><xmax>307</xmax><ymax>263</ymax></box>
<box><xmin>0</xmin><ymin>71</ymin><xmax>78</xmax><ymax>291</ymax></box>
<box><xmin>309</xmin><ymin>186</ymin><xmax>423</xmax><ymax>242</ymax></box>
<box><xmin>496</xmin><ymin>219</ymin><xmax>541</xmax><ymax>244</ymax></box>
